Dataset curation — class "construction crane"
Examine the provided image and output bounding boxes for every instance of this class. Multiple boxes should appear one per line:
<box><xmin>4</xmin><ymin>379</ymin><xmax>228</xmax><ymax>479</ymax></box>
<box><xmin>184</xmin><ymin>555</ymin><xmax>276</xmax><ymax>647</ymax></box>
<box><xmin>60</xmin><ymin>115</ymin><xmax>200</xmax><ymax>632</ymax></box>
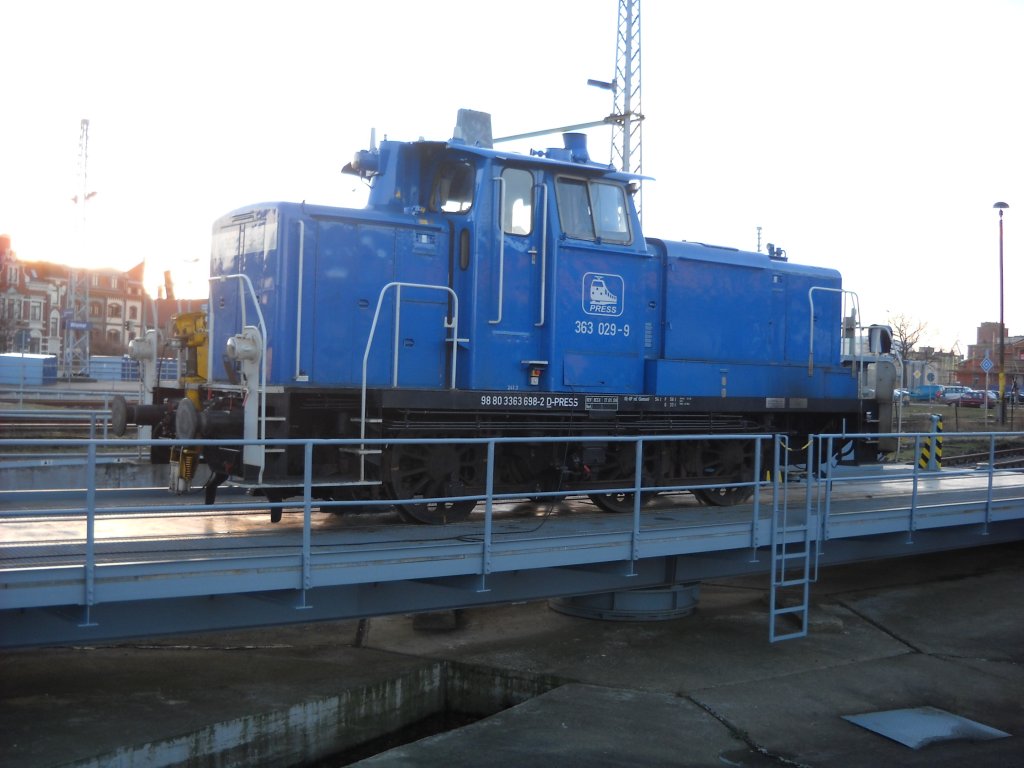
<box><xmin>64</xmin><ymin>118</ymin><xmax>95</xmax><ymax>379</ymax></box>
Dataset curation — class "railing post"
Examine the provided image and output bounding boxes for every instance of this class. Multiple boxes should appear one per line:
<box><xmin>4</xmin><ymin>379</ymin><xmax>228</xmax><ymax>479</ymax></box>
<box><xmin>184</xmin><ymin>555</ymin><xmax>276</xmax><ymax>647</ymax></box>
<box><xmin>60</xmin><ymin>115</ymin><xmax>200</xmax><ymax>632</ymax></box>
<box><xmin>983</xmin><ymin>433</ymin><xmax>996</xmax><ymax>536</ymax></box>
<box><xmin>629</xmin><ymin>438</ymin><xmax>643</xmax><ymax>575</ymax></box>
<box><xmin>479</xmin><ymin>440</ymin><xmax>495</xmax><ymax>593</ymax></box>
<box><xmin>749</xmin><ymin>435</ymin><xmax>763</xmax><ymax>559</ymax></box>
<box><xmin>299</xmin><ymin>440</ymin><xmax>313</xmax><ymax>609</ymax></box>
<box><xmin>820</xmin><ymin>436</ymin><xmax>835</xmax><ymax>549</ymax></box>
<box><xmin>80</xmin><ymin>439</ymin><xmax>98</xmax><ymax>628</ymax></box>
<box><xmin>908</xmin><ymin>435</ymin><xmax>921</xmax><ymax>543</ymax></box>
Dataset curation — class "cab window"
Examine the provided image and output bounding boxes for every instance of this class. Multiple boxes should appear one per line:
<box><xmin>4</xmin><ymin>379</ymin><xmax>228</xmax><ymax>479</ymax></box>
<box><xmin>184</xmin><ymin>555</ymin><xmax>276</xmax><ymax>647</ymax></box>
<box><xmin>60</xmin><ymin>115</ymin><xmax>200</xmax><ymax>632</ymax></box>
<box><xmin>555</xmin><ymin>179</ymin><xmax>593</xmax><ymax>239</ymax></box>
<box><xmin>592</xmin><ymin>182</ymin><xmax>630</xmax><ymax>242</ymax></box>
<box><xmin>555</xmin><ymin>178</ymin><xmax>631</xmax><ymax>244</ymax></box>
<box><xmin>431</xmin><ymin>161</ymin><xmax>475</xmax><ymax>213</ymax></box>
<box><xmin>501</xmin><ymin>168</ymin><xmax>533</xmax><ymax>235</ymax></box>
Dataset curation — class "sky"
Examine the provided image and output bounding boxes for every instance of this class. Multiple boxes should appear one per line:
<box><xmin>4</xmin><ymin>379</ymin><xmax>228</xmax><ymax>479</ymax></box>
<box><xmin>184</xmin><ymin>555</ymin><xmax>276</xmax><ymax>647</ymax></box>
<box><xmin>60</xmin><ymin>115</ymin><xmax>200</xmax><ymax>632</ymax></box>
<box><xmin>2</xmin><ymin>0</ymin><xmax>1022</xmax><ymax>353</ymax></box>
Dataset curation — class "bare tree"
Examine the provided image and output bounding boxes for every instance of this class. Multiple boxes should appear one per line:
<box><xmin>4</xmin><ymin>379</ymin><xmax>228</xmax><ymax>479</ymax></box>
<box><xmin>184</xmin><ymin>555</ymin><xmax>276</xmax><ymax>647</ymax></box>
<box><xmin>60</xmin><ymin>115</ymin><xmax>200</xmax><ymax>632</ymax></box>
<box><xmin>888</xmin><ymin>314</ymin><xmax>927</xmax><ymax>357</ymax></box>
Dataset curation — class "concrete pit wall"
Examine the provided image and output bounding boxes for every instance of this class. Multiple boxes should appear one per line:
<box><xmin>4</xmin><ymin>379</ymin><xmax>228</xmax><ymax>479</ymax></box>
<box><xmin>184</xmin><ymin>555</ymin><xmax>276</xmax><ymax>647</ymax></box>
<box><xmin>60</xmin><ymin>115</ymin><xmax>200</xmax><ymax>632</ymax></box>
<box><xmin>63</xmin><ymin>661</ymin><xmax>565</xmax><ymax>768</ymax></box>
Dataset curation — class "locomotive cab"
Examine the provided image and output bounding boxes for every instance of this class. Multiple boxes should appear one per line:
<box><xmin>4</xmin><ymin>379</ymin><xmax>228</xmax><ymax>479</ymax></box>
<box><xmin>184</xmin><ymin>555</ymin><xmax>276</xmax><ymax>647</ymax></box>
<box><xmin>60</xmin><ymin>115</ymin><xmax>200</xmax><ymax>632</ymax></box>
<box><xmin>342</xmin><ymin>118</ymin><xmax>653</xmax><ymax>396</ymax></box>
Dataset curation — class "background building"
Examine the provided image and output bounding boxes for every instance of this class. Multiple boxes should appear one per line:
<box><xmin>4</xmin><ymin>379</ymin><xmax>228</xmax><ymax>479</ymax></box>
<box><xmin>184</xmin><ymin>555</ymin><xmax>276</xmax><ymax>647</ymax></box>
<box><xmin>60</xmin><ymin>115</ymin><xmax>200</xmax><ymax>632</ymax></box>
<box><xmin>961</xmin><ymin>322</ymin><xmax>1023</xmax><ymax>394</ymax></box>
<box><xmin>0</xmin><ymin>236</ymin><xmax>145</xmax><ymax>361</ymax></box>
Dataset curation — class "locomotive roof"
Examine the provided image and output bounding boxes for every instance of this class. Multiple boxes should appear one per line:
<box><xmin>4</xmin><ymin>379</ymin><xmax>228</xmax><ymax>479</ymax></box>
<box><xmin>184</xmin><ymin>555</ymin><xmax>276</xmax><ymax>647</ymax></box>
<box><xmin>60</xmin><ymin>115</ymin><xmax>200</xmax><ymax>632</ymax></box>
<box><xmin>405</xmin><ymin>136</ymin><xmax>651</xmax><ymax>182</ymax></box>
<box><xmin>652</xmin><ymin>237</ymin><xmax>843</xmax><ymax>279</ymax></box>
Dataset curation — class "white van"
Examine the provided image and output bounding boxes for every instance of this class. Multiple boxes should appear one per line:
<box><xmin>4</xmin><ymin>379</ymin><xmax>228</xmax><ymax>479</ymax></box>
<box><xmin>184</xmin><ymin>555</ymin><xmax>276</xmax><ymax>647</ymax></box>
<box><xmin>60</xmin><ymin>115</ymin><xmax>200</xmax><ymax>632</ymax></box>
<box><xmin>937</xmin><ymin>385</ymin><xmax>971</xmax><ymax>403</ymax></box>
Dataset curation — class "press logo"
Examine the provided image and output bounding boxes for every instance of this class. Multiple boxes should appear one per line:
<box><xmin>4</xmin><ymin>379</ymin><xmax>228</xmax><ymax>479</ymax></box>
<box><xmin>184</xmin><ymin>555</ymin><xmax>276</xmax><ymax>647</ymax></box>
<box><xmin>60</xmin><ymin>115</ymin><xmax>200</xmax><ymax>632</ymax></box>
<box><xmin>583</xmin><ymin>272</ymin><xmax>624</xmax><ymax>317</ymax></box>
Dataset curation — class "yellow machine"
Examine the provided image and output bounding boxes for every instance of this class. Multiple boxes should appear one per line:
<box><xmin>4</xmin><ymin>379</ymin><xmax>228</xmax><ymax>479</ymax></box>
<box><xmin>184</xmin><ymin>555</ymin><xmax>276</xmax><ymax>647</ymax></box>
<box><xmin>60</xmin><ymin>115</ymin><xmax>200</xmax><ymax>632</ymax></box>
<box><xmin>167</xmin><ymin>310</ymin><xmax>209</xmax><ymax>493</ymax></box>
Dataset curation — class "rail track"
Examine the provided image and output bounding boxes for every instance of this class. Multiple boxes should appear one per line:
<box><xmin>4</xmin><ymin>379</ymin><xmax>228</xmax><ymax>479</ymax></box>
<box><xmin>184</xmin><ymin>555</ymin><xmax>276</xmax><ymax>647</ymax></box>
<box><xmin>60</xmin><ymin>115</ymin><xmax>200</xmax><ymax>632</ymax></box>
<box><xmin>941</xmin><ymin>447</ymin><xmax>1024</xmax><ymax>470</ymax></box>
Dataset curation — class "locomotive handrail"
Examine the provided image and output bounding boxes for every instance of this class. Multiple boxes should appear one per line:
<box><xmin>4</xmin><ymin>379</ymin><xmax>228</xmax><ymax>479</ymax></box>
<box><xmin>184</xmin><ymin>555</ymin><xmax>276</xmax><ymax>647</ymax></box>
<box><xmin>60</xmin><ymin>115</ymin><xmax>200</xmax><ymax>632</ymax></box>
<box><xmin>209</xmin><ymin>272</ymin><xmax>269</xmax><ymax>380</ymax></box>
<box><xmin>294</xmin><ymin>220</ymin><xmax>308</xmax><ymax>381</ymax></box>
<box><xmin>489</xmin><ymin>175</ymin><xmax>506</xmax><ymax>325</ymax></box>
<box><xmin>210</xmin><ymin>273</ymin><xmax>270</xmax><ymax>483</ymax></box>
<box><xmin>534</xmin><ymin>182</ymin><xmax>548</xmax><ymax>327</ymax></box>
<box><xmin>807</xmin><ymin>287</ymin><xmax>860</xmax><ymax>377</ymax></box>
<box><xmin>359</xmin><ymin>282</ymin><xmax>461</xmax><ymax>478</ymax></box>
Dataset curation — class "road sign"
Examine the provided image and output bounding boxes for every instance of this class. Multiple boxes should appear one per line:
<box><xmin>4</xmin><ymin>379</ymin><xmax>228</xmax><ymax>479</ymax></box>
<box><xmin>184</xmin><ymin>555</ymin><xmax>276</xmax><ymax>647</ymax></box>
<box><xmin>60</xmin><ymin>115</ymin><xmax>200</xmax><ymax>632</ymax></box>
<box><xmin>68</xmin><ymin>321</ymin><xmax>91</xmax><ymax>331</ymax></box>
<box><xmin>981</xmin><ymin>357</ymin><xmax>993</xmax><ymax>373</ymax></box>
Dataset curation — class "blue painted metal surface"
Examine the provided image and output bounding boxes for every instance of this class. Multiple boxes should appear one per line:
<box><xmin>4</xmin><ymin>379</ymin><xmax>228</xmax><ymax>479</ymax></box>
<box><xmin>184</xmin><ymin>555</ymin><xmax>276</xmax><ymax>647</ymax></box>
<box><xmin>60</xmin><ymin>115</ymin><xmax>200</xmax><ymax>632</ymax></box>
<box><xmin>178</xmin><ymin>121</ymin><xmax>902</xmax><ymax>509</ymax></box>
<box><xmin>207</xmin><ymin>134</ymin><xmax>864</xmax><ymax>399</ymax></box>
<box><xmin>1</xmin><ymin>431</ymin><xmax>1023</xmax><ymax>648</ymax></box>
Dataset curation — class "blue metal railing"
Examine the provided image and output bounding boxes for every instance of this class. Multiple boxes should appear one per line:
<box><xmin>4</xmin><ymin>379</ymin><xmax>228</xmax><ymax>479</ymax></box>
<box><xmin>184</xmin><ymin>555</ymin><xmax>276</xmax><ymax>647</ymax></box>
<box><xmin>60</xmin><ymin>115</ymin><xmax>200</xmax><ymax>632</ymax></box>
<box><xmin>2</xmin><ymin>429</ymin><xmax>1023</xmax><ymax>644</ymax></box>
<box><xmin>814</xmin><ymin>429</ymin><xmax>1024</xmax><ymax>548</ymax></box>
<box><xmin>0</xmin><ymin>433</ymin><xmax>773</xmax><ymax>609</ymax></box>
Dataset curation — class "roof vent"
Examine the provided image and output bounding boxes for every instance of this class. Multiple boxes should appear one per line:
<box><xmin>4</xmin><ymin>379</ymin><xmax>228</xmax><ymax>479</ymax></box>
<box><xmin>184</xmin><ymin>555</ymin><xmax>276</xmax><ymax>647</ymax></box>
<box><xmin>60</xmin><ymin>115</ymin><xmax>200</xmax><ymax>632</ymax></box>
<box><xmin>563</xmin><ymin>132</ymin><xmax>590</xmax><ymax>163</ymax></box>
<box><xmin>452</xmin><ymin>109</ymin><xmax>493</xmax><ymax>148</ymax></box>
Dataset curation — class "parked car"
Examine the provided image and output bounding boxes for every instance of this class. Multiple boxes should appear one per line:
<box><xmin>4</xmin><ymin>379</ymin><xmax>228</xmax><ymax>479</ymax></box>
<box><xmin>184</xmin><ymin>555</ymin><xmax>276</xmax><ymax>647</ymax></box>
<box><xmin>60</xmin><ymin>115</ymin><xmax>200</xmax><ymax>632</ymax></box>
<box><xmin>958</xmin><ymin>390</ymin><xmax>987</xmax><ymax>408</ymax></box>
<box><xmin>909</xmin><ymin>385</ymin><xmax>942</xmax><ymax>402</ymax></box>
<box><xmin>937</xmin><ymin>385</ymin><xmax>971</xmax><ymax>404</ymax></box>
<box><xmin>1001</xmin><ymin>387</ymin><xmax>1020</xmax><ymax>405</ymax></box>
<box><xmin>893</xmin><ymin>388</ymin><xmax>910</xmax><ymax>404</ymax></box>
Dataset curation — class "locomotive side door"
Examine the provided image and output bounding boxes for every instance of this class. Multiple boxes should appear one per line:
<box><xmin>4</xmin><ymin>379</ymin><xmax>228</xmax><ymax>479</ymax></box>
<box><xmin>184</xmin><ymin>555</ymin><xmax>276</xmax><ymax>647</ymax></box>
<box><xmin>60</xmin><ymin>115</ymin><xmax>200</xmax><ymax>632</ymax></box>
<box><xmin>476</xmin><ymin>164</ymin><xmax>549</xmax><ymax>390</ymax></box>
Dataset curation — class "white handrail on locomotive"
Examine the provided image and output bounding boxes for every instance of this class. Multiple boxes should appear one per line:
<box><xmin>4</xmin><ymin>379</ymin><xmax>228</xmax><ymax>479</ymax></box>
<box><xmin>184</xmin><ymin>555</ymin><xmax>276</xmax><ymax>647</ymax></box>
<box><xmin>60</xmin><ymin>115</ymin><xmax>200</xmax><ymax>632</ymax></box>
<box><xmin>358</xmin><ymin>282</ymin><xmax>463</xmax><ymax>483</ymax></box>
<box><xmin>490</xmin><ymin>175</ymin><xmax>506</xmax><ymax>325</ymax></box>
<box><xmin>533</xmin><ymin>182</ymin><xmax>548</xmax><ymax>328</ymax></box>
<box><xmin>294</xmin><ymin>219</ymin><xmax>308</xmax><ymax>382</ymax></box>
<box><xmin>809</xmin><ymin>286</ymin><xmax>862</xmax><ymax>377</ymax></box>
<box><xmin>209</xmin><ymin>273</ymin><xmax>269</xmax><ymax>485</ymax></box>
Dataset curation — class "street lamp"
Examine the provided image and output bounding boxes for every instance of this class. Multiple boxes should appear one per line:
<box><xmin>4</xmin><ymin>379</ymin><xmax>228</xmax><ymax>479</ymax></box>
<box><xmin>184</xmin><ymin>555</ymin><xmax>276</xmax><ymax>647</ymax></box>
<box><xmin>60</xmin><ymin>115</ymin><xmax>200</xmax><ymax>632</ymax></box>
<box><xmin>994</xmin><ymin>202</ymin><xmax>1009</xmax><ymax>424</ymax></box>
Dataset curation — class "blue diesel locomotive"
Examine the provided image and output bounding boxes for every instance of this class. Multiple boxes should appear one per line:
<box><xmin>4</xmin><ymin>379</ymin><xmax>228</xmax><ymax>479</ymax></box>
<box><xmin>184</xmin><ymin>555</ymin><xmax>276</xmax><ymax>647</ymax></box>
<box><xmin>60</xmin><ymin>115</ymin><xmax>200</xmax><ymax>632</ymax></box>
<box><xmin>153</xmin><ymin>111</ymin><xmax>897</xmax><ymax>522</ymax></box>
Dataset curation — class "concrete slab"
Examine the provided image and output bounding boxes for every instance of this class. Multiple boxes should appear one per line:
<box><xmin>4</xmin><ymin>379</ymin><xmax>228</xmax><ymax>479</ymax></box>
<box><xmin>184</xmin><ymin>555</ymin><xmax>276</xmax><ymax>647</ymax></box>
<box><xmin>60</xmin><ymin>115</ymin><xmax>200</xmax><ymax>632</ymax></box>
<box><xmin>358</xmin><ymin>544</ymin><xmax>1024</xmax><ymax>767</ymax></box>
<box><xmin>350</xmin><ymin>683</ymin><xmax>749</xmax><ymax>767</ymax></box>
<box><xmin>840</xmin><ymin>567</ymin><xmax>1024</xmax><ymax>661</ymax></box>
<box><xmin>362</xmin><ymin>585</ymin><xmax>910</xmax><ymax>695</ymax></box>
<box><xmin>692</xmin><ymin>654</ymin><xmax>1023</xmax><ymax>768</ymax></box>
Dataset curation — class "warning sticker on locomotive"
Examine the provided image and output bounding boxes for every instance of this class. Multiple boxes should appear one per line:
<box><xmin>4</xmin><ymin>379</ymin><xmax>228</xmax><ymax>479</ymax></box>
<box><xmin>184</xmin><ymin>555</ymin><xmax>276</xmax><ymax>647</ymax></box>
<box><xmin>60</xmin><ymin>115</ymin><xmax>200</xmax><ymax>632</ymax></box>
<box><xmin>582</xmin><ymin>272</ymin><xmax>624</xmax><ymax>317</ymax></box>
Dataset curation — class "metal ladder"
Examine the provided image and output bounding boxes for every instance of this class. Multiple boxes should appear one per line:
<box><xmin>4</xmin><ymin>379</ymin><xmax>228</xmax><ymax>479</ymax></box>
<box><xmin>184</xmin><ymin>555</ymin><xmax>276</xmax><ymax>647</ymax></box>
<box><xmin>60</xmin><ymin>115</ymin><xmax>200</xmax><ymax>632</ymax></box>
<box><xmin>768</xmin><ymin>436</ymin><xmax>816</xmax><ymax>642</ymax></box>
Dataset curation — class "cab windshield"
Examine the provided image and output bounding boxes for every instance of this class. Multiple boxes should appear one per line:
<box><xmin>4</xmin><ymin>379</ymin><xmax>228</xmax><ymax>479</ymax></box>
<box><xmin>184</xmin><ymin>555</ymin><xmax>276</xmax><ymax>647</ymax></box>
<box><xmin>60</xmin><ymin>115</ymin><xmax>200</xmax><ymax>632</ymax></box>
<box><xmin>555</xmin><ymin>178</ymin><xmax>631</xmax><ymax>243</ymax></box>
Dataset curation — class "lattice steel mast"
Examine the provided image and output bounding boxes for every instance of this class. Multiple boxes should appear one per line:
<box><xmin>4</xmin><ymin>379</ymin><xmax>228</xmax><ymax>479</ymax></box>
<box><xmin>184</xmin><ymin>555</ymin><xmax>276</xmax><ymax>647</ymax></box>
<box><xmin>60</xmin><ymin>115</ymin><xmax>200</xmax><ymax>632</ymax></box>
<box><xmin>611</xmin><ymin>0</ymin><xmax>642</xmax><ymax>178</ymax></box>
<box><xmin>64</xmin><ymin>118</ymin><xmax>94</xmax><ymax>379</ymax></box>
<box><xmin>606</xmin><ymin>0</ymin><xmax>644</xmax><ymax>221</ymax></box>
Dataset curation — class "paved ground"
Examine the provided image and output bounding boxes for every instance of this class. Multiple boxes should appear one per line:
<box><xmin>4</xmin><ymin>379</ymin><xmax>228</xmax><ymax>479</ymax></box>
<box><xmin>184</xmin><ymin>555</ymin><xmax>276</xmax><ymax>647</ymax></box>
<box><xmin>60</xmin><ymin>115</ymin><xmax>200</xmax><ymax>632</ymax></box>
<box><xmin>2</xmin><ymin>542</ymin><xmax>1022</xmax><ymax>767</ymax></box>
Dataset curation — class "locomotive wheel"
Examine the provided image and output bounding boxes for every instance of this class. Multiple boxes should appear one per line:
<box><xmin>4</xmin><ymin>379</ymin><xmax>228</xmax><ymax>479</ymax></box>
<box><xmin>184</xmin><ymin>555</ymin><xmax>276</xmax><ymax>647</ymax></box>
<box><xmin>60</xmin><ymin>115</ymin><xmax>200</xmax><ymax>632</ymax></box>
<box><xmin>588</xmin><ymin>442</ymin><xmax>656</xmax><ymax>514</ymax></box>
<box><xmin>589</xmin><ymin>491</ymin><xmax>653</xmax><ymax>514</ymax></box>
<box><xmin>692</xmin><ymin>485</ymin><xmax>753</xmax><ymax>506</ymax></box>
<box><xmin>385</xmin><ymin>441</ymin><xmax>483</xmax><ymax>524</ymax></box>
<box><xmin>321</xmin><ymin>486</ymin><xmax>375</xmax><ymax>515</ymax></box>
<box><xmin>265</xmin><ymin>490</ymin><xmax>285</xmax><ymax>523</ymax></box>
<box><xmin>692</xmin><ymin>440</ymin><xmax>756</xmax><ymax>507</ymax></box>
